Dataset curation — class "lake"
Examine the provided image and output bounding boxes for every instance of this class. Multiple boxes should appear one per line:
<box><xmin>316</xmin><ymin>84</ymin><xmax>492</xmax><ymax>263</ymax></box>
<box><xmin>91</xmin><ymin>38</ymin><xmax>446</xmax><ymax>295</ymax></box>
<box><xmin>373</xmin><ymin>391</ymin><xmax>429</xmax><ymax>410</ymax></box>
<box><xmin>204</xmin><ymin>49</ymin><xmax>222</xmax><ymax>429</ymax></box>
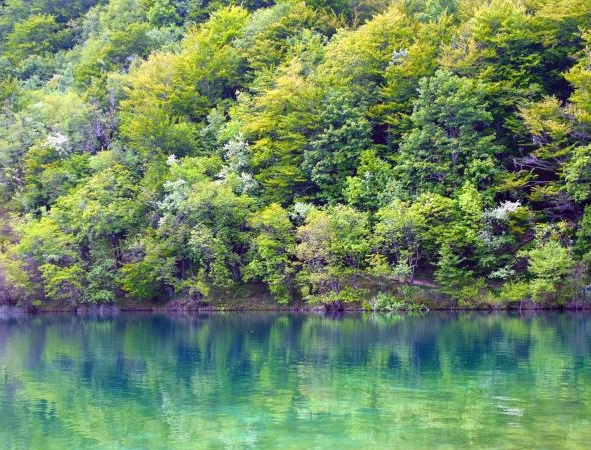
<box><xmin>0</xmin><ymin>312</ymin><xmax>590</xmax><ymax>449</ymax></box>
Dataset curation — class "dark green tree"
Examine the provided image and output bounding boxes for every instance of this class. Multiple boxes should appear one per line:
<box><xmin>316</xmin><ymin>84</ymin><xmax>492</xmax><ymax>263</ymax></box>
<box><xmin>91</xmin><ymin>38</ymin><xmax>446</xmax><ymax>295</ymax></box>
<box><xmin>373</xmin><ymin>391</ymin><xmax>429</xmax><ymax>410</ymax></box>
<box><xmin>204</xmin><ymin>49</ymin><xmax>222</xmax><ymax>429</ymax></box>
<box><xmin>396</xmin><ymin>70</ymin><xmax>503</xmax><ymax>196</ymax></box>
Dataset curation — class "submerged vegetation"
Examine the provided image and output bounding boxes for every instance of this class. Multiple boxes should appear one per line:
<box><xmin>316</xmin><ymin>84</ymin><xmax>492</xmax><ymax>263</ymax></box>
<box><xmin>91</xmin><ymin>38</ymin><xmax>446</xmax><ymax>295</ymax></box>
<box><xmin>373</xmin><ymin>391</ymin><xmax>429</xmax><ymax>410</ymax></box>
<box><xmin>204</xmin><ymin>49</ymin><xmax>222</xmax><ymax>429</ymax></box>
<box><xmin>1</xmin><ymin>0</ymin><xmax>591</xmax><ymax>309</ymax></box>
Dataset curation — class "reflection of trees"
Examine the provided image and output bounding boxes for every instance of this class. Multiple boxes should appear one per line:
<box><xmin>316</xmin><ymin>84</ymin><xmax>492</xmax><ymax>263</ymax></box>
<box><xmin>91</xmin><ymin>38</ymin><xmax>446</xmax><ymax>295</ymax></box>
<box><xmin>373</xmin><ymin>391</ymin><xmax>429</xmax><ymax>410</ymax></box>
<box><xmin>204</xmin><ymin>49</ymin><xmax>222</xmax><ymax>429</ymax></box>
<box><xmin>0</xmin><ymin>312</ymin><xmax>590</xmax><ymax>448</ymax></box>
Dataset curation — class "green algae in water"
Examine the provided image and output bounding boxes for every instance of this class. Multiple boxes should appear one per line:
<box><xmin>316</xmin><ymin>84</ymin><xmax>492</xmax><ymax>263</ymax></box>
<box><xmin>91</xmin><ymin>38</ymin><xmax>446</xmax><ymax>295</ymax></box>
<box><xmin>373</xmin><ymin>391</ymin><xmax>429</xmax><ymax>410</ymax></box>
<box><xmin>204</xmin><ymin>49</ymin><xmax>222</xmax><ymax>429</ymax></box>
<box><xmin>0</xmin><ymin>312</ymin><xmax>590</xmax><ymax>449</ymax></box>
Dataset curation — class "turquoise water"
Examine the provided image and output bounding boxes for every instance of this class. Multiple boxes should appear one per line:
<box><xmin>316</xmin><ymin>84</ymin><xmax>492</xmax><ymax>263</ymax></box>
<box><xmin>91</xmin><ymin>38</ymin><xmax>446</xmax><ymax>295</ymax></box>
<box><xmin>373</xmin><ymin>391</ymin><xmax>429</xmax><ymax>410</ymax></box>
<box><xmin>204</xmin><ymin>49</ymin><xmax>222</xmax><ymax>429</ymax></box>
<box><xmin>0</xmin><ymin>312</ymin><xmax>590</xmax><ymax>449</ymax></box>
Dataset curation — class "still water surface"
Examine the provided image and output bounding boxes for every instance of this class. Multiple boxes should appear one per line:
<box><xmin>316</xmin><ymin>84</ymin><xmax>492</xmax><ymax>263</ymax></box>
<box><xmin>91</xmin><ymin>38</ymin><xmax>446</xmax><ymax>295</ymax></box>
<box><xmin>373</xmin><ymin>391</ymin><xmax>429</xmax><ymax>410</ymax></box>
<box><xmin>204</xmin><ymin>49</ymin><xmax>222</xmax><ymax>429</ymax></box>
<box><xmin>0</xmin><ymin>312</ymin><xmax>590</xmax><ymax>449</ymax></box>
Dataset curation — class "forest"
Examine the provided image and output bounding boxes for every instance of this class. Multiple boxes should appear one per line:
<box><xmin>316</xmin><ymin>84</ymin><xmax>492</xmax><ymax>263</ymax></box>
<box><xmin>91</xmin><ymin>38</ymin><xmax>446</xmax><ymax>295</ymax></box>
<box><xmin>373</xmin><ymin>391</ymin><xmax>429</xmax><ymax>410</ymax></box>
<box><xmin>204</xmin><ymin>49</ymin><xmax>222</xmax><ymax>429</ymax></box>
<box><xmin>1</xmin><ymin>0</ymin><xmax>591</xmax><ymax>309</ymax></box>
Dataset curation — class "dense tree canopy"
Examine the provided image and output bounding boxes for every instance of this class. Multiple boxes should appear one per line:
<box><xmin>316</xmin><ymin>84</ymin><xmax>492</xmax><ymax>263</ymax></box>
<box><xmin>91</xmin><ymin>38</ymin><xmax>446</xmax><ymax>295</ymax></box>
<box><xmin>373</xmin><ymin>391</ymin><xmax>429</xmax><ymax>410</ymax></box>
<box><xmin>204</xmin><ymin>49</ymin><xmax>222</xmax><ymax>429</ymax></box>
<box><xmin>1</xmin><ymin>0</ymin><xmax>591</xmax><ymax>308</ymax></box>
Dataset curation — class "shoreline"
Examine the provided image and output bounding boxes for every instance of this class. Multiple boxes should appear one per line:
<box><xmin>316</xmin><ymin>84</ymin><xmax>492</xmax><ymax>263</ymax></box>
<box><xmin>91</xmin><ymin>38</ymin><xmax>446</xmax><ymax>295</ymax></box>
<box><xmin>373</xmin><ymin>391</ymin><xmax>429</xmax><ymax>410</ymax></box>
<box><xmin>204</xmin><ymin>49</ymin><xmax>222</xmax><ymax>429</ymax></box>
<box><xmin>2</xmin><ymin>302</ymin><xmax>591</xmax><ymax>315</ymax></box>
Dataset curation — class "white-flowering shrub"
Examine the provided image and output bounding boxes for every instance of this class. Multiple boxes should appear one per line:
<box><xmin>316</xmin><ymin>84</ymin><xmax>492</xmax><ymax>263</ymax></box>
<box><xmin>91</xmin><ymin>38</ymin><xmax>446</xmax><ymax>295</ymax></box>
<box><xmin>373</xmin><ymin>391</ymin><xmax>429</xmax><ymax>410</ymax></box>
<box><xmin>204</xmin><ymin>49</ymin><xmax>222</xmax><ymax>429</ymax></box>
<box><xmin>217</xmin><ymin>135</ymin><xmax>258</xmax><ymax>194</ymax></box>
<box><xmin>389</xmin><ymin>48</ymin><xmax>408</xmax><ymax>65</ymax></box>
<box><xmin>157</xmin><ymin>179</ymin><xmax>188</xmax><ymax>227</ymax></box>
<box><xmin>45</xmin><ymin>132</ymin><xmax>71</xmax><ymax>158</ymax></box>
<box><xmin>488</xmin><ymin>266</ymin><xmax>516</xmax><ymax>280</ymax></box>
<box><xmin>166</xmin><ymin>154</ymin><xmax>179</xmax><ymax>166</ymax></box>
<box><xmin>483</xmin><ymin>200</ymin><xmax>521</xmax><ymax>222</ymax></box>
<box><xmin>290</xmin><ymin>202</ymin><xmax>314</xmax><ymax>222</ymax></box>
<box><xmin>223</xmin><ymin>135</ymin><xmax>251</xmax><ymax>172</ymax></box>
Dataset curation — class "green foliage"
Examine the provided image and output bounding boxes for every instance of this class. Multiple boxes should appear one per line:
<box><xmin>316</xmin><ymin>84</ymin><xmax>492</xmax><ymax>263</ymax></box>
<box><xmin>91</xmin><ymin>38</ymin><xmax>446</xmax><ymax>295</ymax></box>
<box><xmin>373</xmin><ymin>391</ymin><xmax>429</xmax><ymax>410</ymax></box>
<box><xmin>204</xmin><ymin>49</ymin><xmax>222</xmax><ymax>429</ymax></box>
<box><xmin>302</xmin><ymin>89</ymin><xmax>372</xmax><ymax>202</ymax></box>
<box><xmin>1</xmin><ymin>0</ymin><xmax>591</xmax><ymax>307</ymax></box>
<box><xmin>147</xmin><ymin>0</ymin><xmax>182</xmax><ymax>26</ymax></box>
<box><xmin>39</xmin><ymin>262</ymin><xmax>85</xmax><ymax>303</ymax></box>
<box><xmin>6</xmin><ymin>14</ymin><xmax>69</xmax><ymax>61</ymax></box>
<box><xmin>344</xmin><ymin>150</ymin><xmax>396</xmax><ymax>210</ymax></box>
<box><xmin>245</xmin><ymin>204</ymin><xmax>295</xmax><ymax>304</ymax></box>
<box><xmin>367</xmin><ymin>292</ymin><xmax>405</xmax><ymax>311</ymax></box>
<box><xmin>9</xmin><ymin>216</ymin><xmax>83</xmax><ymax>302</ymax></box>
<box><xmin>518</xmin><ymin>226</ymin><xmax>575</xmax><ymax>303</ymax></box>
<box><xmin>475</xmin><ymin>200</ymin><xmax>525</xmax><ymax>281</ymax></box>
<box><xmin>296</xmin><ymin>205</ymin><xmax>369</xmax><ymax>303</ymax></box>
<box><xmin>116</xmin><ymin>154</ymin><xmax>255</xmax><ymax>301</ymax></box>
<box><xmin>118</xmin><ymin>6</ymin><xmax>249</xmax><ymax>160</ymax></box>
<box><xmin>118</xmin><ymin>236</ymin><xmax>178</xmax><ymax>300</ymax></box>
<box><xmin>240</xmin><ymin>60</ymin><xmax>322</xmax><ymax>203</ymax></box>
<box><xmin>435</xmin><ymin>244</ymin><xmax>473</xmax><ymax>293</ymax></box>
<box><xmin>397</xmin><ymin>70</ymin><xmax>503</xmax><ymax>196</ymax></box>
<box><xmin>366</xmin><ymin>291</ymin><xmax>427</xmax><ymax>312</ymax></box>
<box><xmin>235</xmin><ymin>2</ymin><xmax>335</xmax><ymax>73</ymax></box>
<box><xmin>453</xmin><ymin>277</ymin><xmax>488</xmax><ymax>308</ymax></box>
<box><xmin>373</xmin><ymin>199</ymin><xmax>426</xmax><ymax>282</ymax></box>
<box><xmin>498</xmin><ymin>281</ymin><xmax>530</xmax><ymax>305</ymax></box>
<box><xmin>319</xmin><ymin>5</ymin><xmax>416</xmax><ymax>98</ymax></box>
<box><xmin>576</xmin><ymin>206</ymin><xmax>591</xmax><ymax>257</ymax></box>
<box><xmin>564</xmin><ymin>145</ymin><xmax>591</xmax><ymax>203</ymax></box>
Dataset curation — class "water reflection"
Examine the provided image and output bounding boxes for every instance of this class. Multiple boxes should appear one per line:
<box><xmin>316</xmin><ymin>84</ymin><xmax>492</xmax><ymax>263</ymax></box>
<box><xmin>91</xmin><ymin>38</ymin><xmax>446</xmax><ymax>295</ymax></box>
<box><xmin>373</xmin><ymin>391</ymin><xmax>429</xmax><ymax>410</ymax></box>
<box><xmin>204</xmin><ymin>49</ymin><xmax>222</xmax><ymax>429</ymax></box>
<box><xmin>0</xmin><ymin>312</ymin><xmax>590</xmax><ymax>449</ymax></box>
